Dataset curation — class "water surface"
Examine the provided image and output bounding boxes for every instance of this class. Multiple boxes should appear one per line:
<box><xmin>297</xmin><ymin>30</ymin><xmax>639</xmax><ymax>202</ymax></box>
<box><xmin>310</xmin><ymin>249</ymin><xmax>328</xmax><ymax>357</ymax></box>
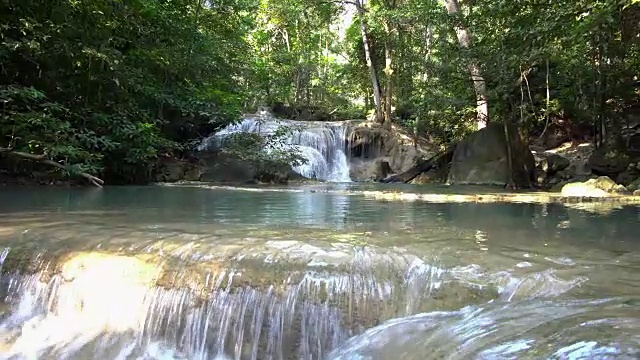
<box><xmin>0</xmin><ymin>184</ymin><xmax>638</xmax><ymax>359</ymax></box>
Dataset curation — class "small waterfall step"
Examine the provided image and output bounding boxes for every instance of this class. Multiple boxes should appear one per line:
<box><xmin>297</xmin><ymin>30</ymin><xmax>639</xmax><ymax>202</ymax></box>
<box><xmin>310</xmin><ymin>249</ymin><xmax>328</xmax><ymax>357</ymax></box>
<box><xmin>198</xmin><ymin>116</ymin><xmax>352</xmax><ymax>182</ymax></box>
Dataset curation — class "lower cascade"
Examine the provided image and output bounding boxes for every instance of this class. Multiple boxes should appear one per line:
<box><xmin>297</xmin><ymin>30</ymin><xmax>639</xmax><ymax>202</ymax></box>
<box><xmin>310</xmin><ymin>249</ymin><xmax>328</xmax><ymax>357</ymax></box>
<box><xmin>1</xmin><ymin>238</ymin><xmax>628</xmax><ymax>359</ymax></box>
<box><xmin>1</xmin><ymin>188</ymin><xmax>640</xmax><ymax>359</ymax></box>
<box><xmin>0</xmin><ymin>243</ymin><xmax>485</xmax><ymax>360</ymax></box>
<box><xmin>198</xmin><ymin>116</ymin><xmax>352</xmax><ymax>182</ymax></box>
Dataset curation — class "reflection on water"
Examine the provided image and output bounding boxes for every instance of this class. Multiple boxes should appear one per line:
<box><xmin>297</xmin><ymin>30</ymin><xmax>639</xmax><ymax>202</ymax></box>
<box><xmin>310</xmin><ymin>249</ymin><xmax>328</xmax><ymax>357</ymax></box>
<box><xmin>0</xmin><ymin>184</ymin><xmax>639</xmax><ymax>359</ymax></box>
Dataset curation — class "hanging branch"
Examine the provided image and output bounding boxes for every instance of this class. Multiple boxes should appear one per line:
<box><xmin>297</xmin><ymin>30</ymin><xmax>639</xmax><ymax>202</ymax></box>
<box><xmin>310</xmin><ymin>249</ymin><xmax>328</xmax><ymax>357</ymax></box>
<box><xmin>0</xmin><ymin>147</ymin><xmax>104</xmax><ymax>187</ymax></box>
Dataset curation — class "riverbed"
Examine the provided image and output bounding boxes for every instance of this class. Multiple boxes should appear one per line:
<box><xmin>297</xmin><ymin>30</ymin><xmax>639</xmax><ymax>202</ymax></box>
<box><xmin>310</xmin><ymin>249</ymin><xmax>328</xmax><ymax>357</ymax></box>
<box><xmin>0</xmin><ymin>184</ymin><xmax>639</xmax><ymax>359</ymax></box>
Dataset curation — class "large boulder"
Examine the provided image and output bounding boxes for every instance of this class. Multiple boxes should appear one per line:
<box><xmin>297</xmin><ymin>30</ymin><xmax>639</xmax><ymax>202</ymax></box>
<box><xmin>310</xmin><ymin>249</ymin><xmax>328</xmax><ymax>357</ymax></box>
<box><xmin>199</xmin><ymin>153</ymin><xmax>257</xmax><ymax>183</ymax></box>
<box><xmin>534</xmin><ymin>152</ymin><xmax>571</xmax><ymax>186</ymax></box>
<box><xmin>349</xmin><ymin>159</ymin><xmax>393</xmax><ymax>182</ymax></box>
<box><xmin>616</xmin><ymin>161</ymin><xmax>640</xmax><ymax>186</ymax></box>
<box><xmin>198</xmin><ymin>153</ymin><xmax>305</xmax><ymax>184</ymax></box>
<box><xmin>587</xmin><ymin>144</ymin><xmax>631</xmax><ymax>177</ymax></box>
<box><xmin>346</xmin><ymin>123</ymin><xmax>431</xmax><ymax>181</ymax></box>
<box><xmin>560</xmin><ymin>176</ymin><xmax>628</xmax><ymax>197</ymax></box>
<box><xmin>155</xmin><ymin>156</ymin><xmax>204</xmax><ymax>182</ymax></box>
<box><xmin>447</xmin><ymin>123</ymin><xmax>535</xmax><ymax>187</ymax></box>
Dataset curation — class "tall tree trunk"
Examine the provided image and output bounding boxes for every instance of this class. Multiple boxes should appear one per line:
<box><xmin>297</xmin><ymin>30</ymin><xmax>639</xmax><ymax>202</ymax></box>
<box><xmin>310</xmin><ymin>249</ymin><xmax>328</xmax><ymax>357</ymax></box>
<box><xmin>383</xmin><ymin>20</ymin><xmax>393</xmax><ymax>129</ymax></box>
<box><xmin>444</xmin><ymin>0</ymin><xmax>488</xmax><ymax>130</ymax></box>
<box><xmin>355</xmin><ymin>0</ymin><xmax>383</xmax><ymax>123</ymax></box>
<box><xmin>422</xmin><ymin>25</ymin><xmax>432</xmax><ymax>82</ymax></box>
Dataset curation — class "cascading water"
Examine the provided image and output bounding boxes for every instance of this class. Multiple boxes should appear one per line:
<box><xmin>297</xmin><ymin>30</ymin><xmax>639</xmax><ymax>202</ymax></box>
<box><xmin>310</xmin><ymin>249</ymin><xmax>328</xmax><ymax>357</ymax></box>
<box><xmin>2</xmin><ymin>186</ymin><xmax>640</xmax><ymax>359</ymax></box>
<box><xmin>0</xmin><ymin>242</ymin><xmax>472</xmax><ymax>360</ymax></box>
<box><xmin>0</xmin><ymin>233</ymin><xmax>598</xmax><ymax>360</ymax></box>
<box><xmin>197</xmin><ymin>115</ymin><xmax>352</xmax><ymax>182</ymax></box>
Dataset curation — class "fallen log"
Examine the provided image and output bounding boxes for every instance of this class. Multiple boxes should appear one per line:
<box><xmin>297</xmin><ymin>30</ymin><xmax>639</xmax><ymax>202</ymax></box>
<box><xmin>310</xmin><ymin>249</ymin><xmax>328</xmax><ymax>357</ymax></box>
<box><xmin>381</xmin><ymin>143</ymin><xmax>457</xmax><ymax>183</ymax></box>
<box><xmin>0</xmin><ymin>147</ymin><xmax>104</xmax><ymax>187</ymax></box>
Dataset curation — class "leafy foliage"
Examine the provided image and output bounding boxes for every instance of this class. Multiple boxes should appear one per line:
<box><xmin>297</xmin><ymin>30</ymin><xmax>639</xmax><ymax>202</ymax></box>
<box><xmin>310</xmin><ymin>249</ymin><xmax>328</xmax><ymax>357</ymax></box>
<box><xmin>2</xmin><ymin>0</ymin><xmax>639</xmax><ymax>184</ymax></box>
<box><xmin>218</xmin><ymin>124</ymin><xmax>308</xmax><ymax>176</ymax></box>
<box><xmin>247</xmin><ymin>0</ymin><xmax>639</xmax><ymax>144</ymax></box>
<box><xmin>1</xmin><ymin>0</ymin><xmax>253</xmax><ymax>183</ymax></box>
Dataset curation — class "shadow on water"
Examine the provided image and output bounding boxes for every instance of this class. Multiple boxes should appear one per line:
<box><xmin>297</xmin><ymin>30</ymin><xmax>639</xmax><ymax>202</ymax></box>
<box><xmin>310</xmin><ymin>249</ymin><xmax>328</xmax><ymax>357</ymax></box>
<box><xmin>0</xmin><ymin>185</ymin><xmax>638</xmax><ymax>358</ymax></box>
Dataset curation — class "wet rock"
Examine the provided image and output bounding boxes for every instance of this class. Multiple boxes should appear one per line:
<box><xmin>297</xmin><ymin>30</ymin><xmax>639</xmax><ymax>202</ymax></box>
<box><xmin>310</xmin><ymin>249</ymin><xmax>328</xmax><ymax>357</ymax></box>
<box><xmin>376</xmin><ymin>160</ymin><xmax>393</xmax><ymax>181</ymax></box>
<box><xmin>155</xmin><ymin>156</ymin><xmax>204</xmax><ymax>182</ymax></box>
<box><xmin>254</xmin><ymin>167</ymin><xmax>303</xmax><ymax>184</ymax></box>
<box><xmin>347</xmin><ymin>122</ymin><xmax>433</xmax><ymax>181</ymax></box>
<box><xmin>349</xmin><ymin>159</ymin><xmax>394</xmax><ymax>182</ymax></box>
<box><xmin>197</xmin><ymin>152</ymin><xmax>304</xmax><ymax>184</ymax></box>
<box><xmin>198</xmin><ymin>153</ymin><xmax>255</xmax><ymax>183</ymax></box>
<box><xmin>447</xmin><ymin>123</ymin><xmax>535</xmax><ymax>187</ymax></box>
<box><xmin>560</xmin><ymin>176</ymin><xmax>628</xmax><ymax>197</ymax></box>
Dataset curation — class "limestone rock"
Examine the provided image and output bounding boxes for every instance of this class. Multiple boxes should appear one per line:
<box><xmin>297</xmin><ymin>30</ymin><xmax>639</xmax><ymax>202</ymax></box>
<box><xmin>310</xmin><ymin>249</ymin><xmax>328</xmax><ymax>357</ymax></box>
<box><xmin>537</xmin><ymin>153</ymin><xmax>570</xmax><ymax>175</ymax></box>
<box><xmin>375</xmin><ymin>160</ymin><xmax>393</xmax><ymax>181</ymax></box>
<box><xmin>409</xmin><ymin>167</ymin><xmax>447</xmax><ymax>185</ymax></box>
<box><xmin>349</xmin><ymin>159</ymin><xmax>394</xmax><ymax>182</ymax></box>
<box><xmin>534</xmin><ymin>152</ymin><xmax>571</xmax><ymax>187</ymax></box>
<box><xmin>155</xmin><ymin>157</ymin><xmax>203</xmax><ymax>182</ymax></box>
<box><xmin>616</xmin><ymin>170</ymin><xmax>638</xmax><ymax>186</ymax></box>
<box><xmin>346</xmin><ymin>122</ymin><xmax>433</xmax><ymax>181</ymax></box>
<box><xmin>560</xmin><ymin>176</ymin><xmax>628</xmax><ymax>197</ymax></box>
<box><xmin>587</xmin><ymin>145</ymin><xmax>630</xmax><ymax>177</ymax></box>
<box><xmin>447</xmin><ymin>123</ymin><xmax>535</xmax><ymax>187</ymax></box>
<box><xmin>634</xmin><ymin>189</ymin><xmax>640</xmax><ymax>196</ymax></box>
<box><xmin>199</xmin><ymin>153</ymin><xmax>256</xmax><ymax>183</ymax></box>
<box><xmin>627</xmin><ymin>178</ymin><xmax>640</xmax><ymax>192</ymax></box>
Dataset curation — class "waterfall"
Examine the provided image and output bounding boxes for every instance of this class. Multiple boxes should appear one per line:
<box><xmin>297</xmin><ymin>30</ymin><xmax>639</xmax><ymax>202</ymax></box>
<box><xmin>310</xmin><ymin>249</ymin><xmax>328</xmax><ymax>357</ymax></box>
<box><xmin>0</xmin><ymin>245</ymin><xmax>467</xmax><ymax>360</ymax></box>
<box><xmin>198</xmin><ymin>116</ymin><xmax>351</xmax><ymax>182</ymax></box>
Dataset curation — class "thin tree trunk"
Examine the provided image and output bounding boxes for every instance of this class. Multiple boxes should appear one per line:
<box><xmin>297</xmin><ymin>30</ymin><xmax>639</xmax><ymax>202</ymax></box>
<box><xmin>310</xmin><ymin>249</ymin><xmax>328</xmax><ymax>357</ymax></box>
<box><xmin>539</xmin><ymin>58</ymin><xmax>551</xmax><ymax>139</ymax></box>
<box><xmin>444</xmin><ymin>0</ymin><xmax>488</xmax><ymax>130</ymax></box>
<box><xmin>422</xmin><ymin>25</ymin><xmax>432</xmax><ymax>82</ymax></box>
<box><xmin>355</xmin><ymin>0</ymin><xmax>383</xmax><ymax>123</ymax></box>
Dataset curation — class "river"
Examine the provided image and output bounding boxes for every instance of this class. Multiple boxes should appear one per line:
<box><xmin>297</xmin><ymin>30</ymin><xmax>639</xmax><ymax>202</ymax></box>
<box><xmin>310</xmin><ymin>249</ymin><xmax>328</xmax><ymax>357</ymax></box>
<box><xmin>0</xmin><ymin>184</ymin><xmax>639</xmax><ymax>359</ymax></box>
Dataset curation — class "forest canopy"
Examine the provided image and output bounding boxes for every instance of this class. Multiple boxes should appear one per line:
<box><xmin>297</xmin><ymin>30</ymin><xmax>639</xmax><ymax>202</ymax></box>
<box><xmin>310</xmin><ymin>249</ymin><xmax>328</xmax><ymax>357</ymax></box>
<box><xmin>1</xmin><ymin>0</ymin><xmax>639</xmax><ymax>184</ymax></box>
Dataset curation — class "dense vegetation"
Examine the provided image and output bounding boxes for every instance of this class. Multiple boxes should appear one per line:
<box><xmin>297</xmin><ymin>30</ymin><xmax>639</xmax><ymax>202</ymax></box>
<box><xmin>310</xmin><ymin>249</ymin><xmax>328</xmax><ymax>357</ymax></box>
<box><xmin>1</xmin><ymin>0</ymin><xmax>638</xmax><ymax>184</ymax></box>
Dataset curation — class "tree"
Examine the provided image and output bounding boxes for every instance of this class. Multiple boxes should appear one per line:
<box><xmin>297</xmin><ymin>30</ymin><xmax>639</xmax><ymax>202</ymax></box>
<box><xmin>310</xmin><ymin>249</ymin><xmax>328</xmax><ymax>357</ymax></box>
<box><xmin>353</xmin><ymin>0</ymin><xmax>384</xmax><ymax>123</ymax></box>
<box><xmin>0</xmin><ymin>0</ymin><xmax>253</xmax><ymax>184</ymax></box>
<box><xmin>443</xmin><ymin>0</ymin><xmax>488</xmax><ymax>130</ymax></box>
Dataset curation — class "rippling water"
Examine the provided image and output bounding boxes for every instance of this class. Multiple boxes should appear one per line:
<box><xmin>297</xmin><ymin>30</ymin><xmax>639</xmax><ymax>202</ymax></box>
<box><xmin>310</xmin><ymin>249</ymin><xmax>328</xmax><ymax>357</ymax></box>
<box><xmin>0</xmin><ymin>184</ymin><xmax>639</xmax><ymax>359</ymax></box>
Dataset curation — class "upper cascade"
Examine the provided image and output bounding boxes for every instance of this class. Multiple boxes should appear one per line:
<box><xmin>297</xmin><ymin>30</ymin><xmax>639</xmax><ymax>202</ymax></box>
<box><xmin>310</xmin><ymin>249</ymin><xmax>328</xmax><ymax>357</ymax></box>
<box><xmin>198</xmin><ymin>114</ymin><xmax>351</xmax><ymax>182</ymax></box>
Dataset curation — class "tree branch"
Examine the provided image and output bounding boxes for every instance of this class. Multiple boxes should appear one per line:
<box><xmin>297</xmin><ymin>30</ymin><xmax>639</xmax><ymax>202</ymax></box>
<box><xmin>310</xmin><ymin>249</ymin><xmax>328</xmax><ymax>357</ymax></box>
<box><xmin>0</xmin><ymin>147</ymin><xmax>104</xmax><ymax>187</ymax></box>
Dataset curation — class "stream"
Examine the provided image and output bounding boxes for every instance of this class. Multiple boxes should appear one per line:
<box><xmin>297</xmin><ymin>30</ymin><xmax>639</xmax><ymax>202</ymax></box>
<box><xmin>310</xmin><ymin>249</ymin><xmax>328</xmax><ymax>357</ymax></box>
<box><xmin>0</xmin><ymin>184</ymin><xmax>639</xmax><ymax>359</ymax></box>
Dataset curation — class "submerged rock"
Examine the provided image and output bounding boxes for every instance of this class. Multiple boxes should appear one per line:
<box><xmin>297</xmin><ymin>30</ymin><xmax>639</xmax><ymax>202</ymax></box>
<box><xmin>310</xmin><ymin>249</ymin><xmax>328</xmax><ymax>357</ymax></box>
<box><xmin>447</xmin><ymin>123</ymin><xmax>535</xmax><ymax>187</ymax></box>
